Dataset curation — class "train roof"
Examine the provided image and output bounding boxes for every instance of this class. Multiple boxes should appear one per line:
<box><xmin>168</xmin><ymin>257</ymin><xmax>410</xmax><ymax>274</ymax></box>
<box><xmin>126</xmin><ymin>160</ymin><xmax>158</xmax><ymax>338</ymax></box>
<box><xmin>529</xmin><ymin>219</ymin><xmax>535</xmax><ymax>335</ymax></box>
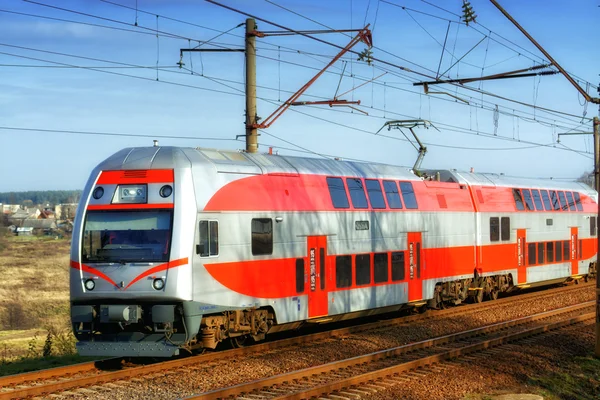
<box><xmin>96</xmin><ymin>146</ymin><xmax>595</xmax><ymax>196</ymax></box>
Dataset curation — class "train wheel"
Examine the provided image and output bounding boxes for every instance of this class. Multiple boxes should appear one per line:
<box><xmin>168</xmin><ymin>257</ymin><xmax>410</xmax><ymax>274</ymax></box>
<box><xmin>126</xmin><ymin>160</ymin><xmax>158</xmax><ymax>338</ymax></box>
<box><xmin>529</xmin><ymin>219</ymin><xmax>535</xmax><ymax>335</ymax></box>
<box><xmin>230</xmin><ymin>335</ymin><xmax>251</xmax><ymax>348</ymax></box>
<box><xmin>490</xmin><ymin>289</ymin><xmax>498</xmax><ymax>301</ymax></box>
<box><xmin>474</xmin><ymin>289</ymin><xmax>484</xmax><ymax>303</ymax></box>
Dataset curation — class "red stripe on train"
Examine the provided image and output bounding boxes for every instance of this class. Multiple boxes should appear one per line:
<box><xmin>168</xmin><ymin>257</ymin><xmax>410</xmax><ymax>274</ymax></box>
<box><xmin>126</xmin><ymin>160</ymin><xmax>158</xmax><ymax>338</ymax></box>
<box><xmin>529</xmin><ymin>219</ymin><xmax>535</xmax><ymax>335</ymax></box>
<box><xmin>97</xmin><ymin>169</ymin><xmax>174</xmax><ymax>184</ymax></box>
<box><xmin>70</xmin><ymin>258</ymin><xmax>188</xmax><ymax>290</ymax></box>
<box><xmin>204</xmin><ymin>239</ymin><xmax>595</xmax><ymax>299</ymax></box>
<box><xmin>87</xmin><ymin>204</ymin><xmax>174</xmax><ymax>210</ymax></box>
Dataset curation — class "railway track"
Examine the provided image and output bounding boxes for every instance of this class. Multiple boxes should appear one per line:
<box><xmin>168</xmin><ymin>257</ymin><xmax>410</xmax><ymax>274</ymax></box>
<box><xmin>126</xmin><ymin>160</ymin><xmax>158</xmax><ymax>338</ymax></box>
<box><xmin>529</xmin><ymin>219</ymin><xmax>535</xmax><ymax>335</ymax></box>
<box><xmin>0</xmin><ymin>282</ymin><xmax>593</xmax><ymax>400</ymax></box>
<box><xmin>187</xmin><ymin>301</ymin><xmax>595</xmax><ymax>400</ymax></box>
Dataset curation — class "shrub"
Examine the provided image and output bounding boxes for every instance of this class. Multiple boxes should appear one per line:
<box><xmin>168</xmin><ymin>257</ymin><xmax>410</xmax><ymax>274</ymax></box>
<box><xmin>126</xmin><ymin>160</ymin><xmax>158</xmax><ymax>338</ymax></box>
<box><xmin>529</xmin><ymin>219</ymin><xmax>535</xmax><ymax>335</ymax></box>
<box><xmin>0</xmin><ymin>292</ymin><xmax>28</xmax><ymax>330</ymax></box>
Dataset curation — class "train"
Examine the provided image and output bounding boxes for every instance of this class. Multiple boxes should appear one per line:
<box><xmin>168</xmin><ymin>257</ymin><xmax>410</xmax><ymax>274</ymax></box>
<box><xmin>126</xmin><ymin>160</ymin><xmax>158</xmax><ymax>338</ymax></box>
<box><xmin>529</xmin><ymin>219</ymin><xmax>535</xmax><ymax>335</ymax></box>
<box><xmin>70</xmin><ymin>145</ymin><xmax>597</xmax><ymax>357</ymax></box>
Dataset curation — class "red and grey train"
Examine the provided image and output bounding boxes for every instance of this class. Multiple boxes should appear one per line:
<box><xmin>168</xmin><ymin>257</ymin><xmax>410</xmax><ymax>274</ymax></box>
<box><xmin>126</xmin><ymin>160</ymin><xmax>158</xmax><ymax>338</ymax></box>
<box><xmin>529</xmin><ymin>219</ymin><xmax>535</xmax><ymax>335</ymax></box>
<box><xmin>70</xmin><ymin>146</ymin><xmax>598</xmax><ymax>357</ymax></box>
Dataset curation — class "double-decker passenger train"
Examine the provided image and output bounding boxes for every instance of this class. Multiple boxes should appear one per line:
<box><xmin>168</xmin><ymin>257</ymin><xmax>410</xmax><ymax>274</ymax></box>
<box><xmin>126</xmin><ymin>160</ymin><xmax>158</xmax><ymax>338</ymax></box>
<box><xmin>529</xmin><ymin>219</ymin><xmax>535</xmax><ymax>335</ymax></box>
<box><xmin>70</xmin><ymin>146</ymin><xmax>597</xmax><ymax>357</ymax></box>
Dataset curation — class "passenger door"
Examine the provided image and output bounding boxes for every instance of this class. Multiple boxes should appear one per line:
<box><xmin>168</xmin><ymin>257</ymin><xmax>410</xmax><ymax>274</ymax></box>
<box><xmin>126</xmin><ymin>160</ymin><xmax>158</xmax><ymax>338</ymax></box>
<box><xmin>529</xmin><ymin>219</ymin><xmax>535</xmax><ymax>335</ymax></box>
<box><xmin>407</xmin><ymin>232</ymin><xmax>423</xmax><ymax>302</ymax></box>
<box><xmin>307</xmin><ymin>236</ymin><xmax>328</xmax><ymax>318</ymax></box>
<box><xmin>570</xmin><ymin>227</ymin><xmax>578</xmax><ymax>275</ymax></box>
<box><xmin>517</xmin><ymin>229</ymin><xmax>526</xmax><ymax>284</ymax></box>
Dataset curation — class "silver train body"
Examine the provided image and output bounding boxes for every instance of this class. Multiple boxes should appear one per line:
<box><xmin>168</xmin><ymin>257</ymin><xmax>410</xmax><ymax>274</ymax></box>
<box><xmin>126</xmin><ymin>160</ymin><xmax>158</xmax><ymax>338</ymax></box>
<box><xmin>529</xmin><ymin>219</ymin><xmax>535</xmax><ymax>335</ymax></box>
<box><xmin>70</xmin><ymin>146</ymin><xmax>598</xmax><ymax>357</ymax></box>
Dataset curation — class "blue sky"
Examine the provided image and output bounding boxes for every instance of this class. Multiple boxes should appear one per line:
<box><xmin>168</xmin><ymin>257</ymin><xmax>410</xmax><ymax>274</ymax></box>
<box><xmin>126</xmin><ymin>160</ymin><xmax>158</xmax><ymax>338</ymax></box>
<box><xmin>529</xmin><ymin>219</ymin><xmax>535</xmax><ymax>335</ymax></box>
<box><xmin>0</xmin><ymin>0</ymin><xmax>598</xmax><ymax>191</ymax></box>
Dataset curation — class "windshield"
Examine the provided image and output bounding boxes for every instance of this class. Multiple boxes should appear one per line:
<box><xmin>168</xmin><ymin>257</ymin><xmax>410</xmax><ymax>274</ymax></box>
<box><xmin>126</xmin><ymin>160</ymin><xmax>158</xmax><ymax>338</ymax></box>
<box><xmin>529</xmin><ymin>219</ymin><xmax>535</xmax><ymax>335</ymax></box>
<box><xmin>82</xmin><ymin>210</ymin><xmax>172</xmax><ymax>263</ymax></box>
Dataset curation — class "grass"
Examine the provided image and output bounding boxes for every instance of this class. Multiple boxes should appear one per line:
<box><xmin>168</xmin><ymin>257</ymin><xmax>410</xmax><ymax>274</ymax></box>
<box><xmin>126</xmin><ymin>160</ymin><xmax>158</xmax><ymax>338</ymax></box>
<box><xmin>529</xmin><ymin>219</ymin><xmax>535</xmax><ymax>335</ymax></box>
<box><xmin>0</xmin><ymin>234</ymin><xmax>92</xmax><ymax>371</ymax></box>
<box><xmin>528</xmin><ymin>356</ymin><xmax>600</xmax><ymax>400</ymax></box>
<box><xmin>0</xmin><ymin>354</ymin><xmax>99</xmax><ymax>377</ymax></box>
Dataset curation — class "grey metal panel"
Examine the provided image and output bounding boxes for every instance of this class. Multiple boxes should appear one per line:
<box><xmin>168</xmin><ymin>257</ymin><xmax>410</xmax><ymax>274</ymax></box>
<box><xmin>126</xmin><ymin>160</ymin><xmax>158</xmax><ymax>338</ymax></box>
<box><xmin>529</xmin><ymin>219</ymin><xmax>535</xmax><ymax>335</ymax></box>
<box><xmin>527</xmin><ymin>263</ymin><xmax>570</xmax><ymax>283</ymax></box>
<box><xmin>93</xmin><ymin>147</ymin><xmax>192</xmax><ymax>171</ymax></box>
<box><xmin>328</xmin><ymin>283</ymin><xmax>408</xmax><ymax>315</ymax></box>
<box><xmin>457</xmin><ymin>170</ymin><xmax>595</xmax><ymax>193</ymax></box>
<box><xmin>76</xmin><ymin>341</ymin><xmax>179</xmax><ymax>357</ymax></box>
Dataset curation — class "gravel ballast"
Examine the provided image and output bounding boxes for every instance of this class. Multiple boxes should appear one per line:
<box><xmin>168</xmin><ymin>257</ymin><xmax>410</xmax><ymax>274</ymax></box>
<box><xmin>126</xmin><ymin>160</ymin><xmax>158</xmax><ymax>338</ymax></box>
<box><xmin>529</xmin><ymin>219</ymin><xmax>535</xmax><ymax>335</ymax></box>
<box><xmin>60</xmin><ymin>285</ymin><xmax>595</xmax><ymax>400</ymax></box>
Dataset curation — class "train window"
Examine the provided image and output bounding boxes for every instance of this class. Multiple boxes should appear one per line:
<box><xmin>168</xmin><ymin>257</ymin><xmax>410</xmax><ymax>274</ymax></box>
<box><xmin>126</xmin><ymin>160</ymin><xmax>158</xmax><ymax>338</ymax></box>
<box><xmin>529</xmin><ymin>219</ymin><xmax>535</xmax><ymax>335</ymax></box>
<box><xmin>335</xmin><ymin>255</ymin><xmax>352</xmax><ymax>288</ymax></box>
<box><xmin>550</xmin><ymin>191</ymin><xmax>561</xmax><ymax>211</ymax></box>
<box><xmin>565</xmin><ymin>192</ymin><xmax>576</xmax><ymax>211</ymax></box>
<box><xmin>383</xmin><ymin>180</ymin><xmax>403</xmax><ymax>209</ymax></box>
<box><xmin>374</xmin><ymin>253</ymin><xmax>388</xmax><ymax>283</ymax></box>
<box><xmin>555</xmin><ymin>241</ymin><xmax>563</xmax><ymax>262</ymax></box>
<box><xmin>546</xmin><ymin>242</ymin><xmax>554</xmax><ymax>263</ymax></box>
<box><xmin>574</xmin><ymin>192</ymin><xmax>583</xmax><ymax>211</ymax></box>
<box><xmin>399</xmin><ymin>182</ymin><xmax>418</xmax><ymax>209</ymax></box>
<box><xmin>198</xmin><ymin>220</ymin><xmax>218</xmax><ymax>257</ymax></box>
<box><xmin>522</xmin><ymin>189</ymin><xmax>534</xmax><ymax>211</ymax></box>
<box><xmin>563</xmin><ymin>241</ymin><xmax>569</xmax><ymax>260</ymax></box>
<box><xmin>198</xmin><ymin>221</ymin><xmax>209</xmax><ymax>257</ymax></box>
<box><xmin>537</xmin><ymin>243</ymin><xmax>544</xmax><ymax>264</ymax></box>
<box><xmin>326</xmin><ymin>177</ymin><xmax>349</xmax><ymax>209</ymax></box>
<box><xmin>296</xmin><ymin>259</ymin><xmax>305</xmax><ymax>293</ymax></box>
<box><xmin>251</xmin><ymin>218</ymin><xmax>273</xmax><ymax>255</ymax></box>
<box><xmin>579</xmin><ymin>240</ymin><xmax>582</xmax><ymax>260</ymax></box>
<box><xmin>320</xmin><ymin>248</ymin><xmax>326</xmax><ymax>290</ymax></box>
<box><xmin>501</xmin><ymin>217</ymin><xmax>510</xmax><ymax>241</ymax></box>
<box><xmin>365</xmin><ymin>179</ymin><xmax>386</xmax><ymax>209</ymax></box>
<box><xmin>355</xmin><ymin>254</ymin><xmax>371</xmax><ymax>285</ymax></box>
<box><xmin>540</xmin><ymin>190</ymin><xmax>552</xmax><ymax>211</ymax></box>
<box><xmin>489</xmin><ymin>217</ymin><xmax>500</xmax><ymax>242</ymax></box>
<box><xmin>528</xmin><ymin>243</ymin><xmax>536</xmax><ymax>265</ymax></box>
<box><xmin>591</xmin><ymin>216</ymin><xmax>597</xmax><ymax>236</ymax></box>
<box><xmin>513</xmin><ymin>188</ymin><xmax>525</xmax><ymax>211</ymax></box>
<box><xmin>558</xmin><ymin>191</ymin><xmax>568</xmax><ymax>211</ymax></box>
<box><xmin>346</xmin><ymin>178</ymin><xmax>369</xmax><ymax>209</ymax></box>
<box><xmin>531</xmin><ymin>189</ymin><xmax>544</xmax><ymax>211</ymax></box>
<box><xmin>391</xmin><ymin>251</ymin><xmax>405</xmax><ymax>281</ymax></box>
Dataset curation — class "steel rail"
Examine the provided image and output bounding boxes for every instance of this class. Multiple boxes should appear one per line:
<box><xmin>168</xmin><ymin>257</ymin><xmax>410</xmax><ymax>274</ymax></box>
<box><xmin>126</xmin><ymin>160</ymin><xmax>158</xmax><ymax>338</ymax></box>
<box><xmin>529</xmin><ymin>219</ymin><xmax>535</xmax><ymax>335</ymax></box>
<box><xmin>187</xmin><ymin>301</ymin><xmax>594</xmax><ymax>400</ymax></box>
<box><xmin>0</xmin><ymin>282</ymin><xmax>593</xmax><ymax>399</ymax></box>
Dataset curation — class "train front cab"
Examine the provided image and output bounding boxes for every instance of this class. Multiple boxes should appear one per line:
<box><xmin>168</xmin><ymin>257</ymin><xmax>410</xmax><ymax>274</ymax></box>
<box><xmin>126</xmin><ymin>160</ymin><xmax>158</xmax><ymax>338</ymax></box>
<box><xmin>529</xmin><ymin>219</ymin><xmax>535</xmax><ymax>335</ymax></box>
<box><xmin>70</xmin><ymin>167</ymin><xmax>198</xmax><ymax>357</ymax></box>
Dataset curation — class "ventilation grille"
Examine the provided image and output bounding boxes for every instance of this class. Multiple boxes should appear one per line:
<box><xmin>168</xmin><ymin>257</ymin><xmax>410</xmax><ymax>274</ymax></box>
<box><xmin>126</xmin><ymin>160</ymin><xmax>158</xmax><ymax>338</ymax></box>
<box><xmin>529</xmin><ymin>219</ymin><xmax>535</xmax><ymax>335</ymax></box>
<box><xmin>123</xmin><ymin>170</ymin><xmax>147</xmax><ymax>179</ymax></box>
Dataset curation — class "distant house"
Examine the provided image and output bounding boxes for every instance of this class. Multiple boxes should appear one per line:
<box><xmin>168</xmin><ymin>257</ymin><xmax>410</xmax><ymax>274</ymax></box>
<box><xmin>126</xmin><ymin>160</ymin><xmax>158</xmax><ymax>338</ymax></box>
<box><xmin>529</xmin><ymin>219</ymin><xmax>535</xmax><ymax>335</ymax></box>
<box><xmin>38</xmin><ymin>209</ymin><xmax>55</xmax><ymax>219</ymax></box>
<box><xmin>16</xmin><ymin>227</ymin><xmax>34</xmax><ymax>236</ymax></box>
<box><xmin>7</xmin><ymin>208</ymin><xmax>30</xmax><ymax>227</ymax></box>
<box><xmin>22</xmin><ymin>219</ymin><xmax>57</xmax><ymax>232</ymax></box>
<box><xmin>55</xmin><ymin>204</ymin><xmax>78</xmax><ymax>220</ymax></box>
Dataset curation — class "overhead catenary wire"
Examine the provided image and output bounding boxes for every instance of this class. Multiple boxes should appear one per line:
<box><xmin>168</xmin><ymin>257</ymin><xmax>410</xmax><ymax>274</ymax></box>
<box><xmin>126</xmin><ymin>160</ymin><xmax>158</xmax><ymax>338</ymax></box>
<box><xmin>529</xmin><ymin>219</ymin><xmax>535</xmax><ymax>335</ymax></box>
<box><xmin>15</xmin><ymin>0</ymin><xmax>589</xmax><ymax>127</ymax></box>
<box><xmin>1</xmin><ymin>43</ymin><xmax>591</xmax><ymax>155</ymax></box>
<box><xmin>6</xmin><ymin>0</ymin><xmax>595</xmax><ymax>163</ymax></box>
<box><xmin>1</xmin><ymin>38</ymin><xmax>590</xmax><ymax>140</ymax></box>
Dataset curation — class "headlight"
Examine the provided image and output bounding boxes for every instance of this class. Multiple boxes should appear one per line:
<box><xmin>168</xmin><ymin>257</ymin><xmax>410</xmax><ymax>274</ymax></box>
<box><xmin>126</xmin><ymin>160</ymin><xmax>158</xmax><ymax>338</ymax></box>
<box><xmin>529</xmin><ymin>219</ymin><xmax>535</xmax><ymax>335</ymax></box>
<box><xmin>152</xmin><ymin>278</ymin><xmax>165</xmax><ymax>290</ymax></box>
<box><xmin>84</xmin><ymin>279</ymin><xmax>95</xmax><ymax>291</ymax></box>
<box><xmin>92</xmin><ymin>187</ymin><xmax>104</xmax><ymax>199</ymax></box>
<box><xmin>159</xmin><ymin>185</ymin><xmax>173</xmax><ymax>198</ymax></box>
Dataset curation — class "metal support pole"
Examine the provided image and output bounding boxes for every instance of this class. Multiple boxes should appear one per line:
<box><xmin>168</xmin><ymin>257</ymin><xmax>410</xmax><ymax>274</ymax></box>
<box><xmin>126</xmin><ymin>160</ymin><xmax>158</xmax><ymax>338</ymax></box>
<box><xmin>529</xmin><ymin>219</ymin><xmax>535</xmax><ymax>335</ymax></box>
<box><xmin>245</xmin><ymin>18</ymin><xmax>258</xmax><ymax>153</ymax></box>
<box><xmin>595</xmin><ymin>116</ymin><xmax>600</xmax><ymax>357</ymax></box>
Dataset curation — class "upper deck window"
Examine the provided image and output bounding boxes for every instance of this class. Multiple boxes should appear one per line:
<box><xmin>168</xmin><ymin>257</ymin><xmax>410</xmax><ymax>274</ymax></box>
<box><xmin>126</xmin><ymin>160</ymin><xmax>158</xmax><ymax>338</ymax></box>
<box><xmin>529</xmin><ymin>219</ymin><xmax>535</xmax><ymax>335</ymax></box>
<box><xmin>383</xmin><ymin>180</ymin><xmax>403</xmax><ymax>209</ymax></box>
<box><xmin>550</xmin><ymin>191</ymin><xmax>561</xmax><ymax>211</ymax></box>
<box><xmin>513</xmin><ymin>188</ymin><xmax>525</xmax><ymax>211</ymax></box>
<box><xmin>574</xmin><ymin>192</ymin><xmax>583</xmax><ymax>211</ymax></box>
<box><xmin>565</xmin><ymin>192</ymin><xmax>576</xmax><ymax>211</ymax></box>
<box><xmin>531</xmin><ymin>189</ymin><xmax>544</xmax><ymax>211</ymax></box>
<box><xmin>558</xmin><ymin>191</ymin><xmax>568</xmax><ymax>211</ymax></box>
<box><xmin>399</xmin><ymin>182</ymin><xmax>418</xmax><ymax>209</ymax></box>
<box><xmin>522</xmin><ymin>189</ymin><xmax>534</xmax><ymax>211</ymax></box>
<box><xmin>540</xmin><ymin>190</ymin><xmax>552</xmax><ymax>211</ymax></box>
<box><xmin>82</xmin><ymin>210</ymin><xmax>172</xmax><ymax>263</ymax></box>
<box><xmin>326</xmin><ymin>177</ymin><xmax>349</xmax><ymax>209</ymax></box>
<box><xmin>365</xmin><ymin>179</ymin><xmax>386</xmax><ymax>209</ymax></box>
<box><xmin>346</xmin><ymin>178</ymin><xmax>368</xmax><ymax>209</ymax></box>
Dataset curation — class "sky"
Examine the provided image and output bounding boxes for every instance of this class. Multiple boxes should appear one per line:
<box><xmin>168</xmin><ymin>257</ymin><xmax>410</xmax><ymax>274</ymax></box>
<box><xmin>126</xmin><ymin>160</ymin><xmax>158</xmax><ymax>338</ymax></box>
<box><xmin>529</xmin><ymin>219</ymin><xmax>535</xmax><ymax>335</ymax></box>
<box><xmin>0</xmin><ymin>0</ymin><xmax>598</xmax><ymax>191</ymax></box>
